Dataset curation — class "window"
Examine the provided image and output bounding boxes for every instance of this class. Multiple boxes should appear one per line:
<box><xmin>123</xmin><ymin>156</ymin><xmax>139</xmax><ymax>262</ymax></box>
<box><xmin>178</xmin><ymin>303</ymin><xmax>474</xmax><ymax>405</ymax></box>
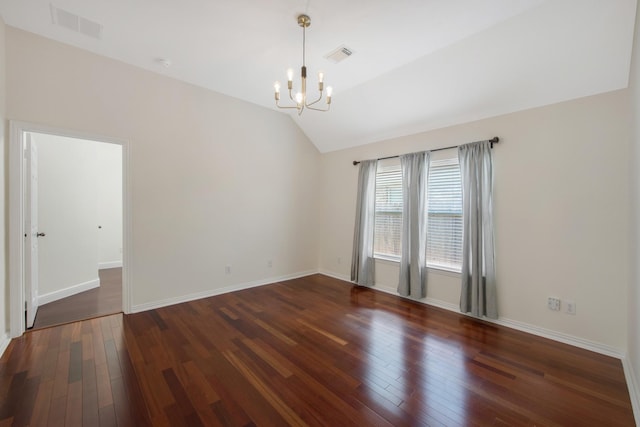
<box><xmin>427</xmin><ymin>158</ymin><xmax>463</xmax><ymax>271</ymax></box>
<box><xmin>373</xmin><ymin>159</ymin><xmax>402</xmax><ymax>258</ymax></box>
<box><xmin>372</xmin><ymin>156</ymin><xmax>463</xmax><ymax>272</ymax></box>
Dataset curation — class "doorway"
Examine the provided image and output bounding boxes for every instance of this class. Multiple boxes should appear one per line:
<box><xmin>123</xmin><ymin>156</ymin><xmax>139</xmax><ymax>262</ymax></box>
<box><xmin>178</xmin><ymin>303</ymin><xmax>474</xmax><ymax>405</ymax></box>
<box><xmin>9</xmin><ymin>122</ymin><xmax>131</xmax><ymax>337</ymax></box>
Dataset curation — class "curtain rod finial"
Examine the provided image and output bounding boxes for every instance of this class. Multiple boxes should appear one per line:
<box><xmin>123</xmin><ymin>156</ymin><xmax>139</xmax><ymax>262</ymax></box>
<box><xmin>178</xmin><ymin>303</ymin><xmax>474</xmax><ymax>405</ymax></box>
<box><xmin>353</xmin><ymin>160</ymin><xmax>360</xmax><ymax>166</ymax></box>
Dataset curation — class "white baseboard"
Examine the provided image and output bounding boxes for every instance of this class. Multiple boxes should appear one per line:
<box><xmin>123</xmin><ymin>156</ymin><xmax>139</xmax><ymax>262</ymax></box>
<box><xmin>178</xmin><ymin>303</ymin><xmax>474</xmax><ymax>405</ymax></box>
<box><xmin>491</xmin><ymin>316</ymin><xmax>622</xmax><ymax>358</ymax></box>
<box><xmin>38</xmin><ymin>277</ymin><xmax>101</xmax><ymax>305</ymax></box>
<box><xmin>318</xmin><ymin>269</ymin><xmax>624</xmax><ymax>359</ymax></box>
<box><xmin>318</xmin><ymin>269</ymin><xmax>350</xmax><ymax>282</ymax></box>
<box><xmin>131</xmin><ymin>269</ymin><xmax>319</xmax><ymax>313</ymax></box>
<box><xmin>0</xmin><ymin>333</ymin><xmax>11</xmax><ymax>359</ymax></box>
<box><xmin>622</xmin><ymin>357</ymin><xmax>640</xmax><ymax>426</ymax></box>
<box><xmin>99</xmin><ymin>260</ymin><xmax>122</xmax><ymax>270</ymax></box>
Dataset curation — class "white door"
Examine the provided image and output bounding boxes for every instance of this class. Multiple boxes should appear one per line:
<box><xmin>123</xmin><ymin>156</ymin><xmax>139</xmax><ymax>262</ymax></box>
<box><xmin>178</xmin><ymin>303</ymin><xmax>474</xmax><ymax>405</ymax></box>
<box><xmin>24</xmin><ymin>133</ymin><xmax>40</xmax><ymax>328</ymax></box>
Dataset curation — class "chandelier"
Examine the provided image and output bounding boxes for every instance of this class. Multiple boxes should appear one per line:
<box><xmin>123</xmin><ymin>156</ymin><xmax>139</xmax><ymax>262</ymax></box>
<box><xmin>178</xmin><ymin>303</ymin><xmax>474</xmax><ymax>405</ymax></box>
<box><xmin>274</xmin><ymin>14</ymin><xmax>332</xmax><ymax>115</ymax></box>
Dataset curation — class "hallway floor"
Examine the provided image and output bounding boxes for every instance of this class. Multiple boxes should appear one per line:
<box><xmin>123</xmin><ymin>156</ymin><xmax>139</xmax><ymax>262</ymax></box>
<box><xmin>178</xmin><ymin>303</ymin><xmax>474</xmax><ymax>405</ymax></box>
<box><xmin>32</xmin><ymin>267</ymin><xmax>122</xmax><ymax>330</ymax></box>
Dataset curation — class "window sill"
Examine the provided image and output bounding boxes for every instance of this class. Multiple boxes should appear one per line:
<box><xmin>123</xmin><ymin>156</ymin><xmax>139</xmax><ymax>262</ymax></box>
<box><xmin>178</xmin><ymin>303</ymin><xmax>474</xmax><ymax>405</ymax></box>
<box><xmin>428</xmin><ymin>267</ymin><xmax>461</xmax><ymax>278</ymax></box>
<box><xmin>373</xmin><ymin>254</ymin><xmax>401</xmax><ymax>264</ymax></box>
<box><xmin>373</xmin><ymin>256</ymin><xmax>461</xmax><ymax>278</ymax></box>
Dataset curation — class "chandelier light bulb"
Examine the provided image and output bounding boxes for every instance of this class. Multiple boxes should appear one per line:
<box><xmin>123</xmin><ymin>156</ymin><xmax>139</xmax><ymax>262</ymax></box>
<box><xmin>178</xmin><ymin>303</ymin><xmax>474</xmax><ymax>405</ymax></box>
<box><xmin>287</xmin><ymin>68</ymin><xmax>294</xmax><ymax>82</ymax></box>
<box><xmin>326</xmin><ymin>86</ymin><xmax>333</xmax><ymax>97</ymax></box>
<box><xmin>274</xmin><ymin>81</ymin><xmax>281</xmax><ymax>101</ymax></box>
<box><xmin>318</xmin><ymin>72</ymin><xmax>324</xmax><ymax>83</ymax></box>
<box><xmin>295</xmin><ymin>92</ymin><xmax>303</xmax><ymax>104</ymax></box>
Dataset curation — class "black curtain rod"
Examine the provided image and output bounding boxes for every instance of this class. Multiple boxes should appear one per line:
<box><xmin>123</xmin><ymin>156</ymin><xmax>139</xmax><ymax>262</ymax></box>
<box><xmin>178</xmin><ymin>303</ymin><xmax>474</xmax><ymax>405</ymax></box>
<box><xmin>352</xmin><ymin>136</ymin><xmax>500</xmax><ymax>166</ymax></box>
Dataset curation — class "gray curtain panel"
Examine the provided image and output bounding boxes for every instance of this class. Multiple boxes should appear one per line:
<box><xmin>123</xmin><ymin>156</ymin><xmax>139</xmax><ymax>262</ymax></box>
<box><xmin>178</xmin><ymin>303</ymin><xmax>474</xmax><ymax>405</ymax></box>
<box><xmin>458</xmin><ymin>141</ymin><xmax>497</xmax><ymax>318</ymax></box>
<box><xmin>398</xmin><ymin>151</ymin><xmax>430</xmax><ymax>298</ymax></box>
<box><xmin>351</xmin><ymin>159</ymin><xmax>378</xmax><ymax>286</ymax></box>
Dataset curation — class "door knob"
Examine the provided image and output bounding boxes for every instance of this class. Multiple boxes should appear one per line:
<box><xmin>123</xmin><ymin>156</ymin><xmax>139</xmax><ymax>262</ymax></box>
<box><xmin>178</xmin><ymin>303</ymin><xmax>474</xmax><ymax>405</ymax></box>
<box><xmin>36</xmin><ymin>232</ymin><xmax>46</xmax><ymax>237</ymax></box>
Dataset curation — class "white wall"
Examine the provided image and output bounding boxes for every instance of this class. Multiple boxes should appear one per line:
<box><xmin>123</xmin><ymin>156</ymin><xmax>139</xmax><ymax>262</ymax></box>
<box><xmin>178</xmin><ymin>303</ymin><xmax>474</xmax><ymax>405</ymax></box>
<box><xmin>628</xmin><ymin>0</ymin><xmax>640</xmax><ymax>421</ymax></box>
<box><xmin>0</xmin><ymin>17</ymin><xmax>8</xmax><ymax>352</ymax></box>
<box><xmin>6</xmin><ymin>27</ymin><xmax>320</xmax><ymax>311</ymax></box>
<box><xmin>319</xmin><ymin>90</ymin><xmax>631</xmax><ymax>354</ymax></box>
<box><xmin>96</xmin><ymin>142</ymin><xmax>122</xmax><ymax>268</ymax></box>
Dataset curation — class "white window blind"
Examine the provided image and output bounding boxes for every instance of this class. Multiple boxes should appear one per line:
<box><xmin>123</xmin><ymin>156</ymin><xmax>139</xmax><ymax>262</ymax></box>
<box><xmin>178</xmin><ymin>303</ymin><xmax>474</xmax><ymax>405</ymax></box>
<box><xmin>374</xmin><ymin>159</ymin><xmax>402</xmax><ymax>258</ymax></box>
<box><xmin>427</xmin><ymin>158</ymin><xmax>463</xmax><ymax>271</ymax></box>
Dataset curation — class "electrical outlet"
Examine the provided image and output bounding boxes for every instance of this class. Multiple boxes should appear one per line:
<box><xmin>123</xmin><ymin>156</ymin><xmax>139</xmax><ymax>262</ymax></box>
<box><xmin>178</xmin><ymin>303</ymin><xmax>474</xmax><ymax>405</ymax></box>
<box><xmin>267</xmin><ymin>260</ymin><xmax>273</xmax><ymax>268</ymax></box>
<box><xmin>565</xmin><ymin>300</ymin><xmax>576</xmax><ymax>315</ymax></box>
<box><xmin>225</xmin><ymin>265</ymin><xmax>231</xmax><ymax>275</ymax></box>
<box><xmin>547</xmin><ymin>297</ymin><xmax>561</xmax><ymax>311</ymax></box>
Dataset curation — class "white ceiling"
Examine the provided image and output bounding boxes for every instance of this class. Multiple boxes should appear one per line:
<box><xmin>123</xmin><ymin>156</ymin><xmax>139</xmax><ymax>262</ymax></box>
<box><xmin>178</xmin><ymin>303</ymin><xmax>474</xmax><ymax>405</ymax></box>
<box><xmin>0</xmin><ymin>0</ymin><xmax>637</xmax><ymax>152</ymax></box>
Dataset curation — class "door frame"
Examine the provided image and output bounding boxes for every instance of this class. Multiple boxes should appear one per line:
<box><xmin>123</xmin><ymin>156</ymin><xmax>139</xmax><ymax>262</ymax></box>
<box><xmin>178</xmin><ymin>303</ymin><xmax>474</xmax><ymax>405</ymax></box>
<box><xmin>9</xmin><ymin>121</ymin><xmax>132</xmax><ymax>337</ymax></box>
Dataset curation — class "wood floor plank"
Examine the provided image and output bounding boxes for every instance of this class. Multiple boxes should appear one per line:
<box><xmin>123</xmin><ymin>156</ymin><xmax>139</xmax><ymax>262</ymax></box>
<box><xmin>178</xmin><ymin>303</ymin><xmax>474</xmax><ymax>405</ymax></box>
<box><xmin>11</xmin><ymin>374</ymin><xmax>39</xmax><ymax>426</ymax></box>
<box><xmin>48</xmin><ymin>395</ymin><xmax>67</xmax><ymax>426</ymax></box>
<box><xmin>68</xmin><ymin>341</ymin><xmax>83</xmax><ymax>384</ymax></box>
<box><xmin>0</xmin><ymin>371</ymin><xmax>26</xmax><ymax>422</ymax></box>
<box><xmin>240</xmin><ymin>338</ymin><xmax>294</xmax><ymax>378</ymax></box>
<box><xmin>98</xmin><ymin>403</ymin><xmax>117</xmax><ymax>426</ymax></box>
<box><xmin>0</xmin><ymin>274</ymin><xmax>636</xmax><ymax>426</ymax></box>
<box><xmin>82</xmin><ymin>358</ymin><xmax>100</xmax><ymax>426</ymax></box>
<box><xmin>29</xmin><ymin>379</ymin><xmax>53</xmax><ymax>426</ymax></box>
<box><xmin>222</xmin><ymin>350</ymin><xmax>308</xmax><ymax>427</ymax></box>
<box><xmin>51</xmin><ymin>347</ymin><xmax>70</xmax><ymax>400</ymax></box>
<box><xmin>96</xmin><ymin>359</ymin><xmax>114</xmax><ymax>409</ymax></box>
<box><xmin>64</xmin><ymin>380</ymin><xmax>83</xmax><ymax>426</ymax></box>
<box><xmin>162</xmin><ymin>367</ymin><xmax>204</xmax><ymax>426</ymax></box>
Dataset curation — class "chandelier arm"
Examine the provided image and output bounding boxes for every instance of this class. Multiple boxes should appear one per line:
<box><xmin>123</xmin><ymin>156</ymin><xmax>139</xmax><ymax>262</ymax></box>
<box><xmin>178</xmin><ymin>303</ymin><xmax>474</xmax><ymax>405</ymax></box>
<box><xmin>275</xmin><ymin>99</ymin><xmax>300</xmax><ymax>110</ymax></box>
<box><xmin>306</xmin><ymin>104</ymin><xmax>330</xmax><ymax>112</ymax></box>
<box><xmin>306</xmin><ymin>92</ymin><xmax>324</xmax><ymax>107</ymax></box>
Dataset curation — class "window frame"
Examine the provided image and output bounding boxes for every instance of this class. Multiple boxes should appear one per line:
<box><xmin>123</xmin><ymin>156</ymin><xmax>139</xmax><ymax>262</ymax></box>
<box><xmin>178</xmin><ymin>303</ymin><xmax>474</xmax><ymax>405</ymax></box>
<box><xmin>371</xmin><ymin>154</ymin><xmax>463</xmax><ymax>275</ymax></box>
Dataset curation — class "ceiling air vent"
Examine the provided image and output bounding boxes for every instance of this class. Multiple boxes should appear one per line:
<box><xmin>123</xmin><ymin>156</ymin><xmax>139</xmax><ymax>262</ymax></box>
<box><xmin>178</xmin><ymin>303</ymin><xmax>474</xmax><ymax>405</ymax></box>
<box><xmin>325</xmin><ymin>45</ymin><xmax>354</xmax><ymax>64</ymax></box>
<box><xmin>50</xmin><ymin>4</ymin><xmax>103</xmax><ymax>40</ymax></box>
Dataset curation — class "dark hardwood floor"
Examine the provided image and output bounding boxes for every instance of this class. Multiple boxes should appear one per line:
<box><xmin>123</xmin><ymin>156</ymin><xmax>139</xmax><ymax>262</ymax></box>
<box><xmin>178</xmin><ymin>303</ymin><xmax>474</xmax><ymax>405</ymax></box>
<box><xmin>1</xmin><ymin>274</ymin><xmax>635</xmax><ymax>426</ymax></box>
<box><xmin>33</xmin><ymin>267</ymin><xmax>123</xmax><ymax>330</ymax></box>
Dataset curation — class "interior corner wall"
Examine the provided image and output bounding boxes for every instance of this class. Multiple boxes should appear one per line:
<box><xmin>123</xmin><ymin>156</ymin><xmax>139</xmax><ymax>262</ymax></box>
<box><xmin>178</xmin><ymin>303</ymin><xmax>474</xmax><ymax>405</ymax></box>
<box><xmin>0</xmin><ymin>16</ymin><xmax>8</xmax><ymax>348</ymax></box>
<box><xmin>5</xmin><ymin>26</ymin><xmax>320</xmax><ymax>312</ymax></box>
<box><xmin>628</xmin><ymin>0</ymin><xmax>640</xmax><ymax>418</ymax></box>
<box><xmin>319</xmin><ymin>89</ymin><xmax>631</xmax><ymax>354</ymax></box>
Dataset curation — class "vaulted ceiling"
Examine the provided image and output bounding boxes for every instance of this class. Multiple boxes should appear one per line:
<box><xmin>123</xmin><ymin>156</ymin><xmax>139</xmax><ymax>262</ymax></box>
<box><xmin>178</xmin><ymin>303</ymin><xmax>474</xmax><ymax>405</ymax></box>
<box><xmin>0</xmin><ymin>0</ymin><xmax>637</xmax><ymax>152</ymax></box>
